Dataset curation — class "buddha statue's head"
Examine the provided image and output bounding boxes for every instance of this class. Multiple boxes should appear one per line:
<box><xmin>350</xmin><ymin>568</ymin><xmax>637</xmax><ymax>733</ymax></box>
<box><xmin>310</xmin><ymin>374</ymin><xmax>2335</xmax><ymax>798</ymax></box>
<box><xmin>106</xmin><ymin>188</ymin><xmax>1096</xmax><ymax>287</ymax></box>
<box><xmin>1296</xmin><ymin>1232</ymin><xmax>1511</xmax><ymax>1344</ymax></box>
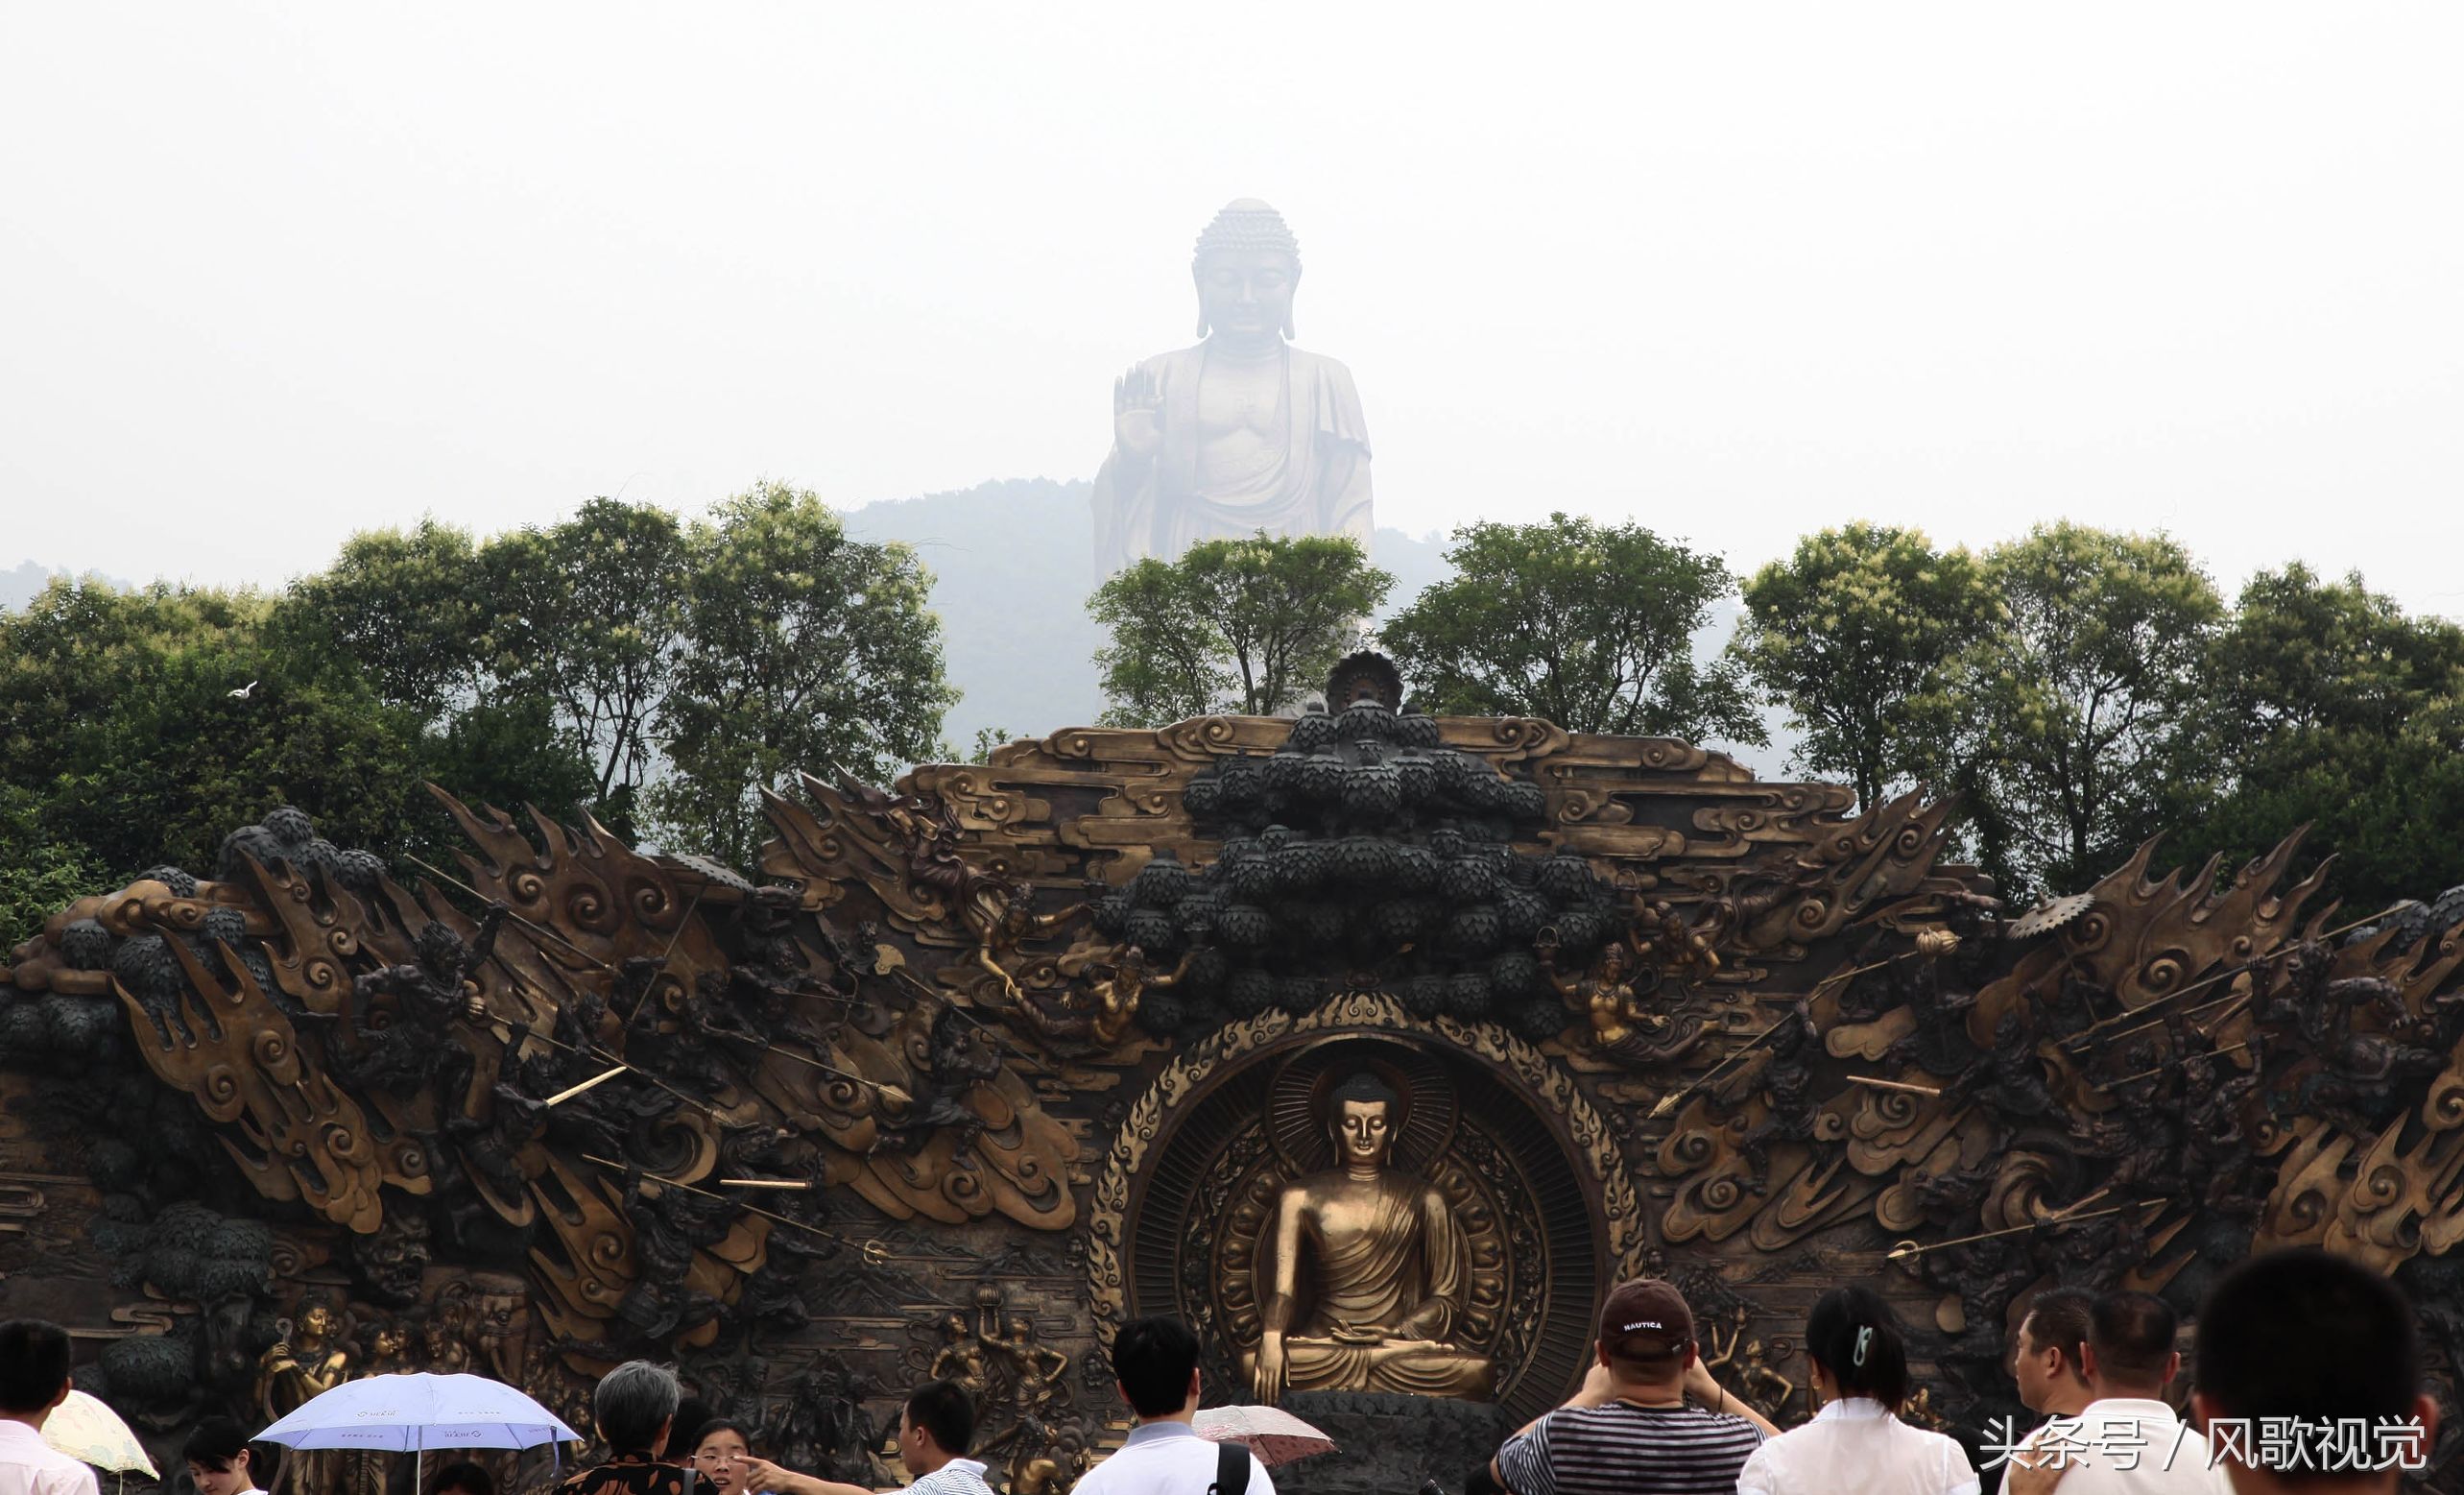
<box><xmin>1193</xmin><ymin>199</ymin><xmax>1301</xmax><ymax>350</ymax></box>
<box><xmin>1326</xmin><ymin>1071</ymin><xmax>1400</xmax><ymax>1169</ymax></box>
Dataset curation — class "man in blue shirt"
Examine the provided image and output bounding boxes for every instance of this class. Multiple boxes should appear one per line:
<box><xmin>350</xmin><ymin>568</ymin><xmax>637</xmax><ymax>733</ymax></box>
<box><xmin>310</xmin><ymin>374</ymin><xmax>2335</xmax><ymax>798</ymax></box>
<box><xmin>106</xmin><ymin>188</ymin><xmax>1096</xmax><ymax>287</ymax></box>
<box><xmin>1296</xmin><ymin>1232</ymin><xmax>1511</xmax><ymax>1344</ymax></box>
<box><xmin>1074</xmin><ymin>1318</ymin><xmax>1276</xmax><ymax>1495</ymax></box>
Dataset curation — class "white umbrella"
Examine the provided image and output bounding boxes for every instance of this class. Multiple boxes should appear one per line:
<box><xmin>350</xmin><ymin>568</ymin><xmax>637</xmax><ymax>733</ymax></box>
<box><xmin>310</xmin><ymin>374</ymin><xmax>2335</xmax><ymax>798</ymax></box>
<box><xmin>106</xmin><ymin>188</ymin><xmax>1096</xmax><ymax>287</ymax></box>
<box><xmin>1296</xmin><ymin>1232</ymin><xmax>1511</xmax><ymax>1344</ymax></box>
<box><xmin>1192</xmin><ymin>1406</ymin><xmax>1339</xmax><ymax>1468</ymax></box>
<box><xmin>258</xmin><ymin>1372</ymin><xmax>580</xmax><ymax>1452</ymax></box>
<box><xmin>41</xmin><ymin>1391</ymin><xmax>157</xmax><ymax>1477</ymax></box>
<box><xmin>258</xmin><ymin>1372</ymin><xmax>582</xmax><ymax>1490</ymax></box>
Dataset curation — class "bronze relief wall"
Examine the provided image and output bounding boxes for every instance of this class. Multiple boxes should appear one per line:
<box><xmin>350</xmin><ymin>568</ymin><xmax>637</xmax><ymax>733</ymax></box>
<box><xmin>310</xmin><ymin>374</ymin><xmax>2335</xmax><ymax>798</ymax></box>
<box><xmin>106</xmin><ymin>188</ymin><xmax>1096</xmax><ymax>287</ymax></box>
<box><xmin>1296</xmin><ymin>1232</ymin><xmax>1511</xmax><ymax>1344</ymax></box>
<box><xmin>6</xmin><ymin>653</ymin><xmax>2464</xmax><ymax>1490</ymax></box>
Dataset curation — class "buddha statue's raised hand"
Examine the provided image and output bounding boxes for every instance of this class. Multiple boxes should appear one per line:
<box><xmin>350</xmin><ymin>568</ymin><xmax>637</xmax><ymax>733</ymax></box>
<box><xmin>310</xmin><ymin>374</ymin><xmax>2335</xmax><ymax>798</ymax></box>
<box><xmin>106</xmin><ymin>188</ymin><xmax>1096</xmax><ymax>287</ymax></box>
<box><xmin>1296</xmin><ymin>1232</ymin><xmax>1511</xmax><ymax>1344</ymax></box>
<box><xmin>1112</xmin><ymin>366</ymin><xmax>1163</xmax><ymax>458</ymax></box>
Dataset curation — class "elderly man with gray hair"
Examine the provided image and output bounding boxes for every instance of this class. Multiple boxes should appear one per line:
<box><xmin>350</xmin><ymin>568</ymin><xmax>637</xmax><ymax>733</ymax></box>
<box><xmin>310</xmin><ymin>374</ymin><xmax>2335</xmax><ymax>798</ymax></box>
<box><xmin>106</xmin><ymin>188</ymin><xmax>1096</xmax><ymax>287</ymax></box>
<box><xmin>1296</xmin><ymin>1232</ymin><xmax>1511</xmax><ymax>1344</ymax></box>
<box><xmin>554</xmin><ymin>1362</ymin><xmax>693</xmax><ymax>1495</ymax></box>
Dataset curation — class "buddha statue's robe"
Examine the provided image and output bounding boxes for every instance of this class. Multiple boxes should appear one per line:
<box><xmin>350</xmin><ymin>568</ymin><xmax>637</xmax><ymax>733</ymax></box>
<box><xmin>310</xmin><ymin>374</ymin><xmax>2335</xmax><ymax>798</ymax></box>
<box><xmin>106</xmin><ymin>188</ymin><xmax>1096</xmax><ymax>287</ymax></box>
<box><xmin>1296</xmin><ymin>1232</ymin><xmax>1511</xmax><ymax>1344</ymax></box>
<box><xmin>1242</xmin><ymin>1167</ymin><xmax>1495</xmax><ymax>1399</ymax></box>
<box><xmin>1091</xmin><ymin>342</ymin><xmax>1372</xmax><ymax>575</ymax></box>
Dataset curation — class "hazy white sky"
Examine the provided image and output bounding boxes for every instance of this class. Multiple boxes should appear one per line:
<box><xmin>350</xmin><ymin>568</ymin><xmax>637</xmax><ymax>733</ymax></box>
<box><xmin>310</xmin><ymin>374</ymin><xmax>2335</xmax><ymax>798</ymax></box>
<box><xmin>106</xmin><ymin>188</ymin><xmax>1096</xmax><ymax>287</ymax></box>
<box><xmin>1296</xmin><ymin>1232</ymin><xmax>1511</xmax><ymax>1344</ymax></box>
<box><xmin>3</xmin><ymin>4</ymin><xmax>2458</xmax><ymax>615</ymax></box>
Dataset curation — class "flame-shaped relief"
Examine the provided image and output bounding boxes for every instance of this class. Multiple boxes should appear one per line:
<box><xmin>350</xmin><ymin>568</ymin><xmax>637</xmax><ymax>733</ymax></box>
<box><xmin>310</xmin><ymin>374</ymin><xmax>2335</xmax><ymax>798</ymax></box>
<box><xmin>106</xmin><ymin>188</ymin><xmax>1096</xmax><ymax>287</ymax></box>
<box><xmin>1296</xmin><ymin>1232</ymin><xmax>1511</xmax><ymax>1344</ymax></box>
<box><xmin>123</xmin><ymin>933</ymin><xmax>388</xmax><ymax>1232</ymax></box>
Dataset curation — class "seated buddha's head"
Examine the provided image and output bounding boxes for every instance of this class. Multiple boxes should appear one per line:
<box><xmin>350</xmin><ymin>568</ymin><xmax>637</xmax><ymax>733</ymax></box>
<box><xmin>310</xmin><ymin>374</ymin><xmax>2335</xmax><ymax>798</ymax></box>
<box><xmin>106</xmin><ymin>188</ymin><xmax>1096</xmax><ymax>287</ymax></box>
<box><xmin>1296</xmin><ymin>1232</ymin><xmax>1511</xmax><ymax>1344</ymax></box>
<box><xmin>1326</xmin><ymin>1070</ymin><xmax>1401</xmax><ymax>1169</ymax></box>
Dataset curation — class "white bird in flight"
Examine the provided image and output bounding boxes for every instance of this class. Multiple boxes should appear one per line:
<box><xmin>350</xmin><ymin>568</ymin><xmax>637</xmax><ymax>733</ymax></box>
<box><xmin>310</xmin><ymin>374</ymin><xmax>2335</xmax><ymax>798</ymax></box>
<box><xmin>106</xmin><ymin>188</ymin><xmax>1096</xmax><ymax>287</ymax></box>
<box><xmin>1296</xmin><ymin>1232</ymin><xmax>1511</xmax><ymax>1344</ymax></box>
<box><xmin>227</xmin><ymin>681</ymin><xmax>257</xmax><ymax>699</ymax></box>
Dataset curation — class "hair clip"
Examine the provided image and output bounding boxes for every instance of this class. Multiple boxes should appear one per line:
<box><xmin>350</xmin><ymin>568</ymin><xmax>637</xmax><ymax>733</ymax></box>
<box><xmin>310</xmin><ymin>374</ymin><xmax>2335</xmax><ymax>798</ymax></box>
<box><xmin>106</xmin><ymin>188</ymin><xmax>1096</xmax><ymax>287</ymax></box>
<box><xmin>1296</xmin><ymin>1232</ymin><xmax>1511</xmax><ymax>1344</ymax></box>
<box><xmin>1852</xmin><ymin>1326</ymin><xmax>1873</xmax><ymax>1367</ymax></box>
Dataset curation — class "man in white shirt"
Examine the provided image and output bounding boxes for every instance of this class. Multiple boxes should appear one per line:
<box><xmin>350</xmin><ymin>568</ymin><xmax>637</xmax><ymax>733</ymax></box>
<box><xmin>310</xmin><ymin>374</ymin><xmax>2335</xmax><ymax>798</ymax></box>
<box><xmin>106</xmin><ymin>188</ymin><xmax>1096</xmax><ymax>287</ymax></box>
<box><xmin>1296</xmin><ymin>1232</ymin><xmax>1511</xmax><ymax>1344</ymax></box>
<box><xmin>1071</xmin><ymin>1317</ymin><xmax>1275</xmax><ymax>1495</ymax></box>
<box><xmin>0</xmin><ymin>1319</ymin><xmax>100</xmax><ymax>1495</ymax></box>
<box><xmin>736</xmin><ymin>1381</ymin><xmax>994</xmax><ymax>1495</ymax></box>
<box><xmin>2005</xmin><ymin>1290</ymin><xmax>2221</xmax><ymax>1494</ymax></box>
<box><xmin>2013</xmin><ymin>1289</ymin><xmax>2098</xmax><ymax>1429</ymax></box>
<box><xmin>2005</xmin><ymin>1288</ymin><xmax>2099</xmax><ymax>1473</ymax></box>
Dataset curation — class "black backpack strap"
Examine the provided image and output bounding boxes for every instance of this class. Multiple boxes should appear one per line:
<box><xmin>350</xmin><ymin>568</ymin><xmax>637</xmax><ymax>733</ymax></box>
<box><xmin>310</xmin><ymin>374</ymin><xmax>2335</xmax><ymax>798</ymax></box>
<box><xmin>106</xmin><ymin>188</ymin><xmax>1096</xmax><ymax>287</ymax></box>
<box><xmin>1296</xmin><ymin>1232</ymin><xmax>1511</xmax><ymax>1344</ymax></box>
<box><xmin>1210</xmin><ymin>1439</ymin><xmax>1252</xmax><ymax>1495</ymax></box>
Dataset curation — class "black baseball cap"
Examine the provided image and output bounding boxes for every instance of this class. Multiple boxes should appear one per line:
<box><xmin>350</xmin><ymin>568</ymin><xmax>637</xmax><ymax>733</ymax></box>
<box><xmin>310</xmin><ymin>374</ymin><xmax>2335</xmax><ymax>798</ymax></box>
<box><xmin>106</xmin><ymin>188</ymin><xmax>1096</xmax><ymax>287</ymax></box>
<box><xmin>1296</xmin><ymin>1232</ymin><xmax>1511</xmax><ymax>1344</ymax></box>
<box><xmin>1599</xmin><ymin>1279</ymin><xmax>1694</xmax><ymax>1360</ymax></box>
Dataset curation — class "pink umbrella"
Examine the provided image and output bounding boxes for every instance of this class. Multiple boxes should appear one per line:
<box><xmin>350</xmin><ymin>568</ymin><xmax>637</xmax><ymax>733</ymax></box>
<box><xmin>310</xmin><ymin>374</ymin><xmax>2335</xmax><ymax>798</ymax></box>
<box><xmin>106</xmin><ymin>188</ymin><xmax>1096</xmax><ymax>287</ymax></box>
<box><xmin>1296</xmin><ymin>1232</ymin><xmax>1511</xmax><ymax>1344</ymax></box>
<box><xmin>1192</xmin><ymin>1406</ymin><xmax>1340</xmax><ymax>1468</ymax></box>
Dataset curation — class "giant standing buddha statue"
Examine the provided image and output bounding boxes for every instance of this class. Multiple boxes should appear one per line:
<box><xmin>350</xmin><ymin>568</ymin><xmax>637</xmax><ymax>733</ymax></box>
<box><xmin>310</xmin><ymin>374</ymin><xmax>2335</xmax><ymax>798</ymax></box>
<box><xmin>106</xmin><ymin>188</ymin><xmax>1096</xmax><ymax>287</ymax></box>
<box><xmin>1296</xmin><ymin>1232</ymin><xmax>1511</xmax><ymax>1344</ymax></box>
<box><xmin>1090</xmin><ymin>199</ymin><xmax>1374</xmax><ymax>574</ymax></box>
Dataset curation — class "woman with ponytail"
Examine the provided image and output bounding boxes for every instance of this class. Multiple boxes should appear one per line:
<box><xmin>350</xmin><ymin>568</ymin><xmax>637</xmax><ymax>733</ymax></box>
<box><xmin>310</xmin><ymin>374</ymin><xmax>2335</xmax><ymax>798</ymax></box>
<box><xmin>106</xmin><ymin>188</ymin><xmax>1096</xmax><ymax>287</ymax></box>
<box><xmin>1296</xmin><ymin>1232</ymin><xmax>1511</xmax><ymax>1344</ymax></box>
<box><xmin>1734</xmin><ymin>1285</ymin><xmax>1978</xmax><ymax>1495</ymax></box>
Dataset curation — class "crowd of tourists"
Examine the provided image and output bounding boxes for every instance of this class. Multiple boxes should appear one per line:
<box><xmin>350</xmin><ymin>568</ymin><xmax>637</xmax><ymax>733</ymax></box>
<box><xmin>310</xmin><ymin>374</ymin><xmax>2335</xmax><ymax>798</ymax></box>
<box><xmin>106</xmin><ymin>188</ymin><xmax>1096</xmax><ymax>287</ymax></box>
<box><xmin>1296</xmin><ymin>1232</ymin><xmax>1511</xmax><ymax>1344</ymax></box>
<box><xmin>1467</xmin><ymin>1246</ymin><xmax>2434</xmax><ymax>1494</ymax></box>
<box><xmin>539</xmin><ymin>1319</ymin><xmax>1258</xmax><ymax>1495</ymax></box>
<box><xmin>0</xmin><ymin>1244</ymin><xmax>2439</xmax><ymax>1495</ymax></box>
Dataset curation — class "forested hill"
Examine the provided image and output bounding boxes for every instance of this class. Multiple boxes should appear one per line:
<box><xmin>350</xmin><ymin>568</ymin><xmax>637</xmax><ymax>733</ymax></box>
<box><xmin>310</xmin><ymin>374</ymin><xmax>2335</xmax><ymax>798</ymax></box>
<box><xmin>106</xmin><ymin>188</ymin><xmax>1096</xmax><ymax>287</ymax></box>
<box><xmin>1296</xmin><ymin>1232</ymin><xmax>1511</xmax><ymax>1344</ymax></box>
<box><xmin>842</xmin><ymin>477</ymin><xmax>1451</xmax><ymax>750</ymax></box>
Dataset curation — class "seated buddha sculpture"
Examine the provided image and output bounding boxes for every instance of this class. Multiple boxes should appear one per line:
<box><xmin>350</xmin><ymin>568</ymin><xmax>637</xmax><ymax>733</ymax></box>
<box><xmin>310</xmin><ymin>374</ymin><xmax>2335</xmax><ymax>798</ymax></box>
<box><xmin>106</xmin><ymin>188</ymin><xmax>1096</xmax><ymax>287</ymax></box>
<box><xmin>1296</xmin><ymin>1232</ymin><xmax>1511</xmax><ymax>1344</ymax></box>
<box><xmin>1244</xmin><ymin>1073</ymin><xmax>1495</xmax><ymax>1401</ymax></box>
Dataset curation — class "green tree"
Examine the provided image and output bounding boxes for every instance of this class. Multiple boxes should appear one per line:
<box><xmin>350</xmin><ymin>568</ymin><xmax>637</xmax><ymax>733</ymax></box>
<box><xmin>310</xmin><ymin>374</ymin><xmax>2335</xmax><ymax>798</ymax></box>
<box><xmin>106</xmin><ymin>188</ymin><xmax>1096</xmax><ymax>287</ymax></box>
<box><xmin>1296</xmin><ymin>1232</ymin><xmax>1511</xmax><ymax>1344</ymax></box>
<box><xmin>1381</xmin><ymin>513</ymin><xmax>1764</xmax><ymax>745</ymax></box>
<box><xmin>277</xmin><ymin>518</ymin><xmax>490</xmax><ymax>719</ymax></box>
<box><xmin>1089</xmin><ymin>533</ymin><xmax>1393</xmax><ymax>726</ymax></box>
<box><xmin>969</xmin><ymin>726</ymin><xmax>1017</xmax><ymax>764</ymax></box>
<box><xmin>65</xmin><ymin>632</ymin><xmax>434</xmax><ymax>875</ymax></box>
<box><xmin>2202</xmin><ymin>563</ymin><xmax>2464</xmax><ymax>740</ymax></box>
<box><xmin>2162</xmin><ymin>565</ymin><xmax>2464</xmax><ymax>910</ymax></box>
<box><xmin>0</xmin><ymin>783</ymin><xmax>107</xmax><ymax>950</ymax></box>
<box><xmin>1086</xmin><ymin>562</ymin><xmax>1235</xmax><ymax>725</ymax></box>
<box><xmin>5</xmin><ymin>487</ymin><xmax>954</xmax><ymax>901</ymax></box>
<box><xmin>280</xmin><ymin>502</ymin><xmax>685</xmax><ymax>835</ymax></box>
<box><xmin>481</xmin><ymin>497</ymin><xmax>690</xmax><ymax>830</ymax></box>
<box><xmin>2172</xmin><ymin>701</ymin><xmax>2464</xmax><ymax>914</ymax></box>
<box><xmin>417</xmin><ymin>695</ymin><xmax>605</xmax><ymax>832</ymax></box>
<box><xmin>1956</xmin><ymin>522</ymin><xmax>2224</xmax><ymax>896</ymax></box>
<box><xmin>648</xmin><ymin>481</ymin><xmax>953</xmax><ymax>866</ymax></box>
<box><xmin>0</xmin><ymin>579</ymin><xmax>265</xmax><ymax>791</ymax></box>
<box><xmin>1733</xmin><ymin>523</ymin><xmax>1997</xmax><ymax>805</ymax></box>
<box><xmin>0</xmin><ymin>578</ymin><xmax>438</xmax><ymax>877</ymax></box>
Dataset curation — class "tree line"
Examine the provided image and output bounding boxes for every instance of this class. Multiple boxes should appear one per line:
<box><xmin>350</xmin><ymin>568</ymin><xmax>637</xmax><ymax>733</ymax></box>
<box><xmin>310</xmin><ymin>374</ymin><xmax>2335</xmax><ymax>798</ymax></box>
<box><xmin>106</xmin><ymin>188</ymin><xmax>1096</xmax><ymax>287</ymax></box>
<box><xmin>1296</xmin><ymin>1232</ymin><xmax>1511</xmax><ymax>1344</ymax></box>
<box><xmin>7</xmin><ymin>495</ymin><xmax>2455</xmax><ymax>946</ymax></box>
<box><xmin>1092</xmin><ymin>519</ymin><xmax>2464</xmax><ymax>909</ymax></box>
<box><xmin>0</xmin><ymin>482</ymin><xmax>951</xmax><ymax>942</ymax></box>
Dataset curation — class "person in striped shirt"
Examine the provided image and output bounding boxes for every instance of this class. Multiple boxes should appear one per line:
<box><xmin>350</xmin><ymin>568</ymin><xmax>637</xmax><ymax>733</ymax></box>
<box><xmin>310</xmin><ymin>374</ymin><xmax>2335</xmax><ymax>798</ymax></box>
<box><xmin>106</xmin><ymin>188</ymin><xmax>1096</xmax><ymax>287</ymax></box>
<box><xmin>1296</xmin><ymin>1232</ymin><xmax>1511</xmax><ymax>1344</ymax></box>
<box><xmin>1490</xmin><ymin>1280</ymin><xmax>1778</xmax><ymax>1495</ymax></box>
